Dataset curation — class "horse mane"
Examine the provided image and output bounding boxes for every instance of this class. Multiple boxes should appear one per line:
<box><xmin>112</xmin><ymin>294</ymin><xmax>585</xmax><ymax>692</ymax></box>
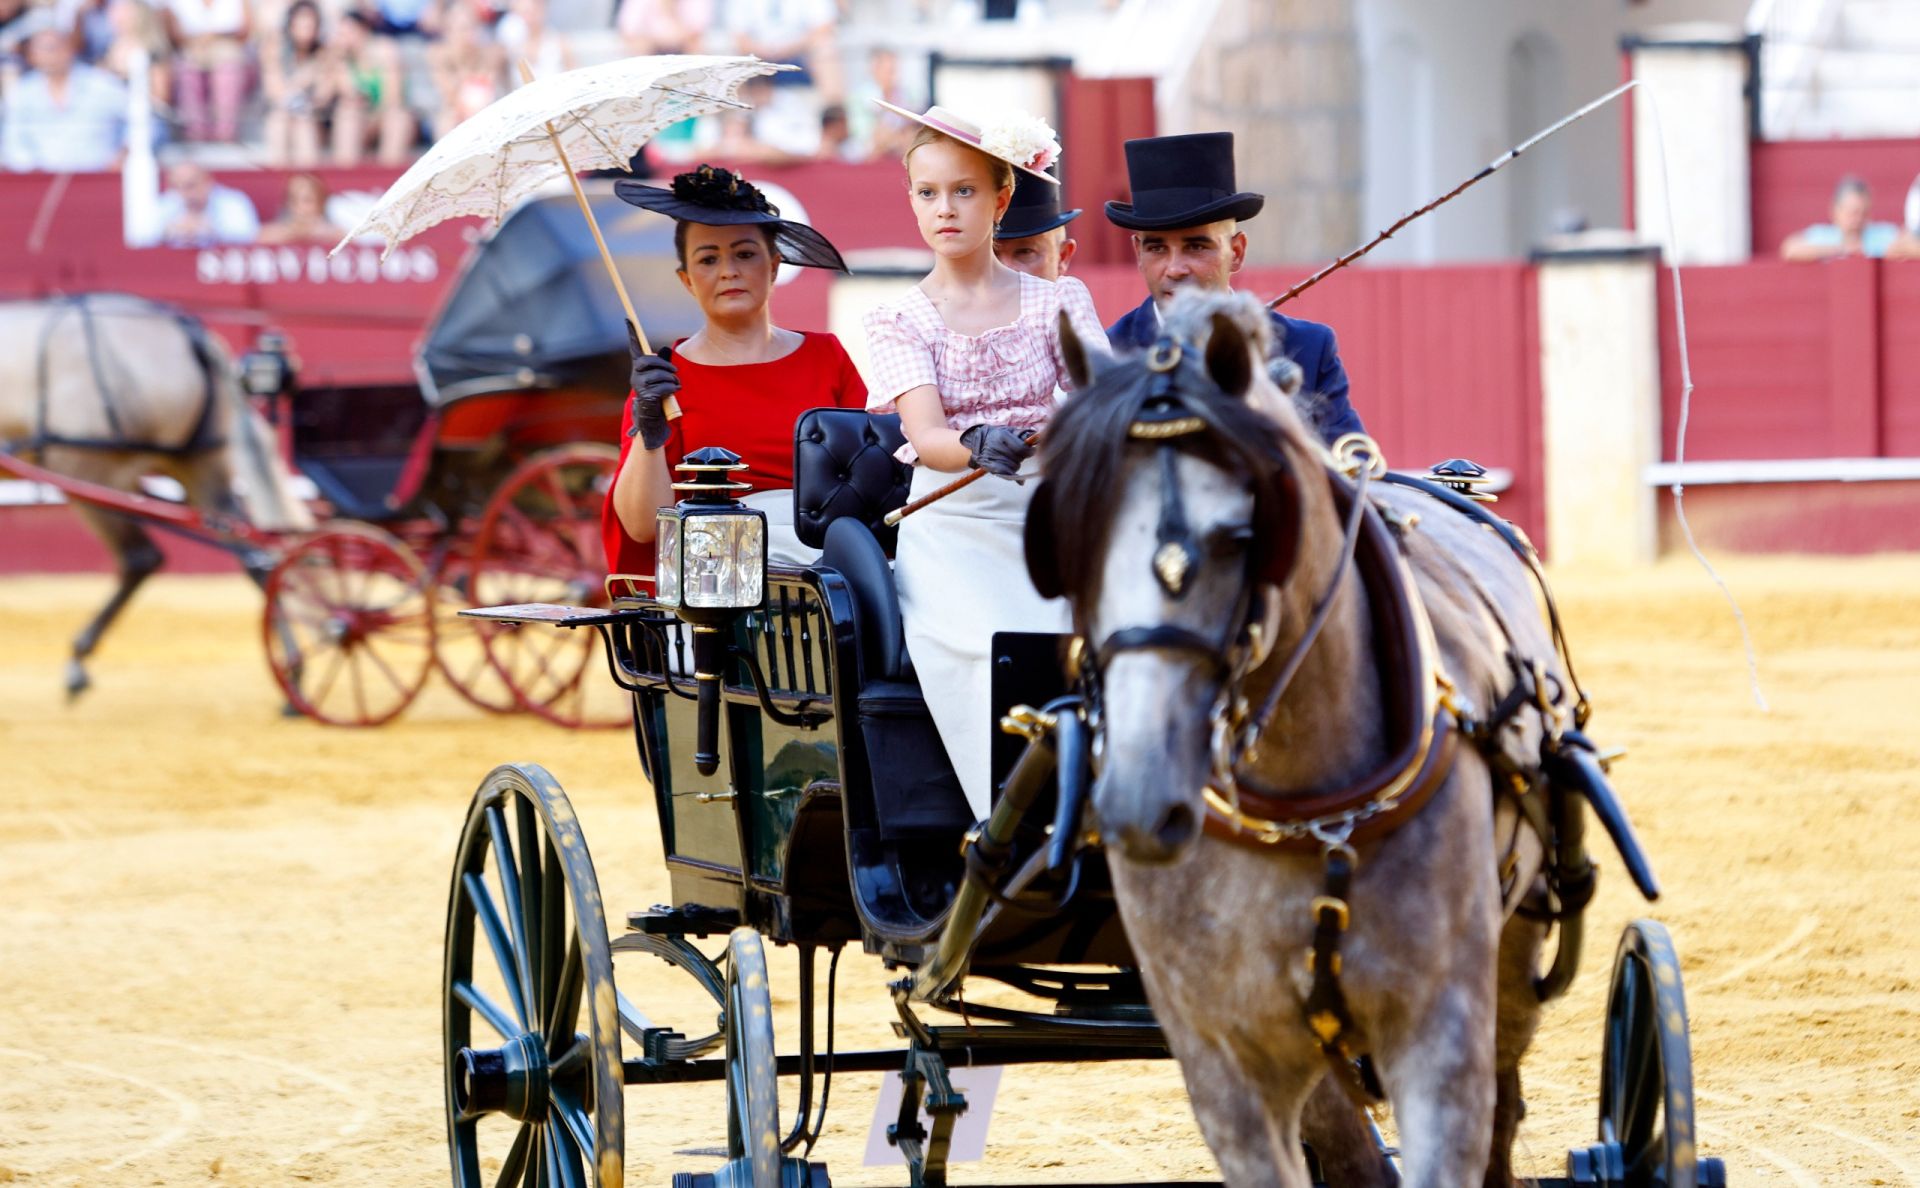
<box><xmin>1041</xmin><ymin>290</ymin><xmax>1311</xmax><ymax>600</ymax></box>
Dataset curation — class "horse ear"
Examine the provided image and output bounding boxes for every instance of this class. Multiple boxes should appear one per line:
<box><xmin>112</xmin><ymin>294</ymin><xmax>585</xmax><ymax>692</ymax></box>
<box><xmin>1024</xmin><ymin>480</ymin><xmax>1065</xmax><ymax>599</ymax></box>
<box><xmin>1058</xmin><ymin>309</ymin><xmax>1096</xmax><ymax>391</ymax></box>
<box><xmin>1203</xmin><ymin>310</ymin><xmax>1253</xmax><ymax>398</ymax></box>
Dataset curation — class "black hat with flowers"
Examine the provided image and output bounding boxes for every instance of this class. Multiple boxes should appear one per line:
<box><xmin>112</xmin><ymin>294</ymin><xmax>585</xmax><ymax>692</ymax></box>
<box><xmin>615</xmin><ymin>165</ymin><xmax>849</xmax><ymax>272</ymax></box>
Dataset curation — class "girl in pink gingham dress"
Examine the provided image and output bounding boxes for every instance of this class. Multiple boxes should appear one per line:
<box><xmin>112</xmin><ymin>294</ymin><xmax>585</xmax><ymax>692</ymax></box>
<box><xmin>861</xmin><ymin>103</ymin><xmax>1108</xmax><ymax>818</ymax></box>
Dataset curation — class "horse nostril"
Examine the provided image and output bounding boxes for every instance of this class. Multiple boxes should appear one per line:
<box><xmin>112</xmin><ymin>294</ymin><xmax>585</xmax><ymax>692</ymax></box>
<box><xmin>1154</xmin><ymin>803</ymin><xmax>1197</xmax><ymax>850</ymax></box>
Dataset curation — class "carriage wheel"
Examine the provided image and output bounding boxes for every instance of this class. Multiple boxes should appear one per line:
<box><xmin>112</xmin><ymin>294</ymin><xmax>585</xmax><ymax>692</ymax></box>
<box><xmin>1568</xmin><ymin>920</ymin><xmax>1725</xmax><ymax>1187</ymax></box>
<box><xmin>469</xmin><ymin>444</ymin><xmax>629</xmax><ymax>730</ymax></box>
<box><xmin>433</xmin><ymin>554</ymin><xmax>524</xmax><ymax>715</ymax></box>
<box><xmin>723</xmin><ymin>928</ymin><xmax>783</xmax><ymax>1188</ymax></box>
<box><xmin>263</xmin><ymin>523</ymin><xmax>435</xmax><ymax>727</ymax></box>
<box><xmin>444</xmin><ymin>765</ymin><xmax>624</xmax><ymax>1188</ymax></box>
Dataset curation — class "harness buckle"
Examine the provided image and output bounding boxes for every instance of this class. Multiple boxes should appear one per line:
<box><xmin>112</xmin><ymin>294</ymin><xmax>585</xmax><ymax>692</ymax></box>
<box><xmin>1310</xmin><ymin>895</ymin><xmax>1350</xmax><ymax>931</ymax></box>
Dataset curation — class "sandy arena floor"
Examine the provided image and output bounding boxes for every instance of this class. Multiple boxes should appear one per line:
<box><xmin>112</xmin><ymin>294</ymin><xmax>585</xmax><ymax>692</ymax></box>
<box><xmin>1</xmin><ymin>556</ymin><xmax>1916</xmax><ymax>1186</ymax></box>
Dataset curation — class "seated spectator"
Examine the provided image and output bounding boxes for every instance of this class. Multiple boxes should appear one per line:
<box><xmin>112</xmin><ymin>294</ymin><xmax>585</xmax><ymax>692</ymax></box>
<box><xmin>1891</xmin><ymin>172</ymin><xmax>1920</xmax><ymax>261</ymax></box>
<box><xmin>262</xmin><ymin>0</ymin><xmax>327</xmax><ymax>165</ymax></box>
<box><xmin>847</xmin><ymin>45</ymin><xmax>915</xmax><ymax>161</ymax></box>
<box><xmin>1781</xmin><ymin>176</ymin><xmax>1901</xmax><ymax>261</ymax></box>
<box><xmin>816</xmin><ymin>101</ymin><xmax>856</xmax><ymax>162</ymax></box>
<box><xmin>495</xmin><ymin>0</ymin><xmax>570</xmax><ymax>84</ymax></box>
<box><xmin>258</xmin><ymin>171</ymin><xmax>346</xmax><ymax>243</ymax></box>
<box><xmin>426</xmin><ymin>0</ymin><xmax>501</xmax><ymax>134</ymax></box>
<box><xmin>714</xmin><ymin>73</ymin><xmax>816</xmax><ymax>164</ymax></box>
<box><xmin>722</xmin><ymin>0</ymin><xmax>838</xmax><ymax>100</ymax></box>
<box><xmin>96</xmin><ymin>0</ymin><xmax>173</xmax><ymax>112</ymax></box>
<box><xmin>321</xmin><ymin>10</ymin><xmax>415</xmax><ymax>164</ymax></box>
<box><xmin>164</xmin><ymin>0</ymin><xmax>250</xmax><ymax>143</ymax></box>
<box><xmin>1</xmin><ymin>25</ymin><xmax>127</xmax><ymax>171</ymax></box>
<box><xmin>369</xmin><ymin>0</ymin><xmax>438</xmax><ymax>36</ymax></box>
<box><xmin>155</xmin><ymin>161</ymin><xmax>259</xmax><ymax>245</ymax></box>
<box><xmin>615</xmin><ymin>0</ymin><xmax>709</xmax><ymax>56</ymax></box>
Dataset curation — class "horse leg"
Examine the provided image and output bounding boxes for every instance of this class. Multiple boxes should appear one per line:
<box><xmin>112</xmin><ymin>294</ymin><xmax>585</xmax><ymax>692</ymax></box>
<box><xmin>1172</xmin><ymin>1033</ymin><xmax>1314</xmax><ymax>1188</ymax></box>
<box><xmin>67</xmin><ymin>507</ymin><xmax>164</xmax><ymax>698</ymax></box>
<box><xmin>1485</xmin><ymin>899</ymin><xmax>1550</xmax><ymax>1188</ymax></box>
<box><xmin>1378</xmin><ymin>964</ymin><xmax>1499</xmax><ymax>1187</ymax></box>
<box><xmin>1300</xmin><ymin>1078</ymin><xmax>1397</xmax><ymax>1187</ymax></box>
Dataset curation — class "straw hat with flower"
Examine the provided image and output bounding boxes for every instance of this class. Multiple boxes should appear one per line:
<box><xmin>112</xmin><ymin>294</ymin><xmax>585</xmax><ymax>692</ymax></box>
<box><xmin>871</xmin><ymin>101</ymin><xmax>1063</xmax><ymax>184</ymax></box>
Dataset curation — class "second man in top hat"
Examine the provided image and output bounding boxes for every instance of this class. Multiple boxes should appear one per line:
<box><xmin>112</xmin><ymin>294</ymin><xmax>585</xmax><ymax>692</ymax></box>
<box><xmin>1103</xmin><ymin>131</ymin><xmax>1364</xmax><ymax>444</ymax></box>
<box><xmin>992</xmin><ymin>168</ymin><xmax>1081</xmax><ymax>281</ymax></box>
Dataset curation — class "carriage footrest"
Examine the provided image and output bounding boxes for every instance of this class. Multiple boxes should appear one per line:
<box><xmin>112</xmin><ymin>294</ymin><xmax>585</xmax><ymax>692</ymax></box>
<box><xmin>628</xmin><ymin>904</ymin><xmax>741</xmax><ymax>937</ymax></box>
<box><xmin>671</xmin><ymin>1160</ymin><xmax>829</xmax><ymax>1188</ymax></box>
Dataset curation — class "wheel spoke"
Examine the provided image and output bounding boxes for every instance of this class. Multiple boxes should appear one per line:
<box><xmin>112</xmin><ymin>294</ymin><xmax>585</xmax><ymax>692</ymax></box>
<box><xmin>307</xmin><ymin>642</ymin><xmax>350</xmax><ymax>712</ymax></box>
<box><xmin>486</xmin><ymin>805</ymin><xmax>537</xmax><ymax>1016</ymax></box>
<box><xmin>348</xmin><ymin>645</ymin><xmax>370</xmax><ymax>722</ymax></box>
<box><xmin>538</xmin><ymin>832</ymin><xmax>566</xmax><ymax>1026</ymax></box>
<box><xmin>544</xmin><ymin>1120</ymin><xmax>584</xmax><ymax>1188</ymax></box>
<box><xmin>358</xmin><ymin>636</ymin><xmax>416</xmax><ymax>699</ymax></box>
<box><xmin>540</xmin><ymin>468</ymin><xmax>580</xmax><ymax>523</ymax></box>
<box><xmin>549</xmin><ymin>1086</ymin><xmax>597</xmax><ymax>1170</ymax></box>
<box><xmin>545</xmin><ymin>934</ymin><xmax>582</xmax><ymax>1046</ymax></box>
<box><xmin>452</xmin><ymin>979</ymin><xmax>519</xmax><ymax>1041</ymax></box>
<box><xmin>515</xmin><ymin>797</ymin><xmax>544</xmax><ymax>1019</ymax></box>
<box><xmin>495</xmin><ymin>1123</ymin><xmax>534</xmax><ymax>1188</ymax></box>
<box><xmin>463</xmin><ymin>871</ymin><xmax>531</xmax><ymax>1027</ymax></box>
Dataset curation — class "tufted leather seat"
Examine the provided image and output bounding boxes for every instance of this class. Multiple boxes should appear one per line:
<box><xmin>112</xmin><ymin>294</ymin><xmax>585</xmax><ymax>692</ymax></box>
<box><xmin>792</xmin><ymin>408</ymin><xmax>911</xmax><ymax>556</ymax></box>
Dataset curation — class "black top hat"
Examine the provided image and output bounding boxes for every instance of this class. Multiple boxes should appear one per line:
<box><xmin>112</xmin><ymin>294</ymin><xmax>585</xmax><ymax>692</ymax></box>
<box><xmin>995</xmin><ymin>168</ymin><xmax>1082</xmax><ymax>240</ymax></box>
<box><xmin>615</xmin><ymin>165</ymin><xmax>849</xmax><ymax>272</ymax></box>
<box><xmin>1104</xmin><ymin>132</ymin><xmax>1264</xmax><ymax>232</ymax></box>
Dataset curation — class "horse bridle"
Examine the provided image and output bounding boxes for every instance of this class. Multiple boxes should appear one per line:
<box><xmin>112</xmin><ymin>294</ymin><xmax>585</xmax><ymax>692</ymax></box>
<box><xmin>1076</xmin><ymin>339</ymin><xmax>1380</xmax><ymax>813</ymax></box>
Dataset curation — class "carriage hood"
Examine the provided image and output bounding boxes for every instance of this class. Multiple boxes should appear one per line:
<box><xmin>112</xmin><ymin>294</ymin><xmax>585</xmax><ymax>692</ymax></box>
<box><xmin>416</xmin><ymin>183</ymin><xmax>703</xmax><ymax>406</ymax></box>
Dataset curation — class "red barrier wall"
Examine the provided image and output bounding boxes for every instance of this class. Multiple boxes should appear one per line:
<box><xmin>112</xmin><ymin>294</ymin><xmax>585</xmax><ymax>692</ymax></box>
<box><xmin>1750</xmin><ymin>138</ymin><xmax>1920</xmax><ymax>257</ymax></box>
<box><xmin>1656</xmin><ymin>258</ymin><xmax>1920</xmax><ymax>461</ymax></box>
<box><xmin>1073</xmin><ymin>262</ymin><xmax>1545</xmax><ymax>547</ymax></box>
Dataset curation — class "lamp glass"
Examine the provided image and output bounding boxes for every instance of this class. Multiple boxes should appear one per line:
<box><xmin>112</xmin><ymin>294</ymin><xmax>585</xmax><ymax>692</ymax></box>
<box><xmin>655</xmin><ymin>512</ymin><xmax>681</xmax><ymax>606</ymax></box>
<box><xmin>683</xmin><ymin>510</ymin><xmax>765</xmax><ymax>609</ymax></box>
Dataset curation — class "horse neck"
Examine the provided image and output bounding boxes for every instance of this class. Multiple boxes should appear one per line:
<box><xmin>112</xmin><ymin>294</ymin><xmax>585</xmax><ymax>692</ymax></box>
<box><xmin>1240</xmin><ymin>441</ymin><xmax>1384</xmax><ymax>791</ymax></box>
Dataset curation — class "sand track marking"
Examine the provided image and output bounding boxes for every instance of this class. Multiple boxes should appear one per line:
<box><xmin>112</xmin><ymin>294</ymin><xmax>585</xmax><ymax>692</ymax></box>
<box><xmin>0</xmin><ymin>1044</ymin><xmax>202</xmax><ymax>1175</ymax></box>
<box><xmin>1806</xmin><ymin>1120</ymin><xmax>1920</xmax><ymax>1185</ymax></box>
<box><xmin>1693</xmin><ymin>914</ymin><xmax>1819</xmax><ymax>991</ymax></box>
<box><xmin>128</xmin><ymin>1034</ymin><xmax>374</xmax><ymax>1164</ymax></box>
<box><xmin>1697</xmin><ymin>1119</ymin><xmax>1821</xmax><ymax>1186</ymax></box>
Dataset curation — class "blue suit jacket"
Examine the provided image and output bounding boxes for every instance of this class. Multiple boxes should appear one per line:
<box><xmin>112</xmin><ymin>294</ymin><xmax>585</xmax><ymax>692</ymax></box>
<box><xmin>1105</xmin><ymin>295</ymin><xmax>1364</xmax><ymax>446</ymax></box>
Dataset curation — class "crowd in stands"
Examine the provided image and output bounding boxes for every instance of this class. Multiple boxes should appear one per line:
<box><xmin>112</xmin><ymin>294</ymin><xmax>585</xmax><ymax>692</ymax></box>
<box><xmin>1780</xmin><ymin>174</ymin><xmax>1920</xmax><ymax>262</ymax></box>
<box><xmin>0</xmin><ymin>0</ymin><xmax>938</xmax><ymax>174</ymax></box>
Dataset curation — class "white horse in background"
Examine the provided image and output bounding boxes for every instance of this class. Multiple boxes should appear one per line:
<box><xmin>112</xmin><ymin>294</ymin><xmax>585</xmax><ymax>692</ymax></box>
<box><xmin>0</xmin><ymin>294</ymin><xmax>312</xmax><ymax>695</ymax></box>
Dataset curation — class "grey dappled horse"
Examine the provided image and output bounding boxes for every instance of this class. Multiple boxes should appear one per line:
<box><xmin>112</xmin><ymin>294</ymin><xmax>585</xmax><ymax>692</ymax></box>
<box><xmin>0</xmin><ymin>295</ymin><xmax>312</xmax><ymax>695</ymax></box>
<box><xmin>1034</xmin><ymin>292</ymin><xmax>1556</xmax><ymax>1187</ymax></box>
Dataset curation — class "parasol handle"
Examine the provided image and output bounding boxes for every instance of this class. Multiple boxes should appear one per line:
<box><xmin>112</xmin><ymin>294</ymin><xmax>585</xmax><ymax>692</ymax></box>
<box><xmin>520</xmin><ymin>59</ymin><xmax>681</xmax><ymax>420</ymax></box>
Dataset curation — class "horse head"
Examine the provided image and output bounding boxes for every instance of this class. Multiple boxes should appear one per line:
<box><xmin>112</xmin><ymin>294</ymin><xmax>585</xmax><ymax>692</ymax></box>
<box><xmin>1031</xmin><ymin>291</ymin><xmax>1324</xmax><ymax>864</ymax></box>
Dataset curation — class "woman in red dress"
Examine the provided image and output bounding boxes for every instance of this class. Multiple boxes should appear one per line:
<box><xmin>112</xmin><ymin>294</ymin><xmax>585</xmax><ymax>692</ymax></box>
<box><xmin>601</xmin><ymin>165</ymin><xmax>867</xmax><ymax>574</ymax></box>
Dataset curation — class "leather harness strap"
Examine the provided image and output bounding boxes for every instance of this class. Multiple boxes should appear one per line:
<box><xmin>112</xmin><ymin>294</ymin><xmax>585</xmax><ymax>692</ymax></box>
<box><xmin>22</xmin><ymin>295</ymin><xmax>225</xmax><ymax>460</ymax></box>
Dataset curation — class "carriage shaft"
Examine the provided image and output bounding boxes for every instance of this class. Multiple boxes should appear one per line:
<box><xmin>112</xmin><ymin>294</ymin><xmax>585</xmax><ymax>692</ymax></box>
<box><xmin>621</xmin><ymin>1041</ymin><xmax>1171</xmax><ymax>1085</ymax></box>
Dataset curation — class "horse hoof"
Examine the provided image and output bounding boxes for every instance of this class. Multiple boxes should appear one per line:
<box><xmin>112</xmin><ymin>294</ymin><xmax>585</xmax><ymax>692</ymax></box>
<box><xmin>65</xmin><ymin>665</ymin><xmax>91</xmax><ymax>701</ymax></box>
<box><xmin>280</xmin><ymin>700</ymin><xmax>305</xmax><ymax>719</ymax></box>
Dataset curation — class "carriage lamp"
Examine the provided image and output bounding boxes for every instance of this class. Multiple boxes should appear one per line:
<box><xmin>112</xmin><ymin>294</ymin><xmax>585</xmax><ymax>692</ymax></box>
<box><xmin>238</xmin><ymin>330</ymin><xmax>297</xmax><ymax>399</ymax></box>
<box><xmin>656</xmin><ymin>447</ymin><xmax>766</xmax><ymax>776</ymax></box>
<box><xmin>654</xmin><ymin>447</ymin><xmax>767</xmax><ymax>615</ymax></box>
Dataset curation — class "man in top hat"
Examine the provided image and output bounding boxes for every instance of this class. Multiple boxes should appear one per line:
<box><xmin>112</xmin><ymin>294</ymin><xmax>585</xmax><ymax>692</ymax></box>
<box><xmin>1104</xmin><ymin>132</ymin><xmax>1364</xmax><ymax>444</ymax></box>
<box><xmin>993</xmin><ymin>167</ymin><xmax>1080</xmax><ymax>281</ymax></box>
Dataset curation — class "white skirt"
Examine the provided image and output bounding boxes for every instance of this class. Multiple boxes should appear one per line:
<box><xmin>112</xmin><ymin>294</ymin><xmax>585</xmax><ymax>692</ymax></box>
<box><xmin>893</xmin><ymin>459</ymin><xmax>1070</xmax><ymax>818</ymax></box>
<box><xmin>744</xmin><ymin>489</ymin><xmax>818</xmax><ymax>567</ymax></box>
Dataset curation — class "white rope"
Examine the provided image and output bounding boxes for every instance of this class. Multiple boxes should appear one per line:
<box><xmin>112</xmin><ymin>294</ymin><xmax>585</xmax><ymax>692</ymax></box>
<box><xmin>1636</xmin><ymin>81</ymin><xmax>1770</xmax><ymax>712</ymax></box>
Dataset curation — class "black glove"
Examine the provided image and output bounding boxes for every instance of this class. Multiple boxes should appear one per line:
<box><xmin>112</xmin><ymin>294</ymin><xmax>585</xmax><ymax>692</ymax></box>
<box><xmin>626</xmin><ymin>321</ymin><xmax>679</xmax><ymax>450</ymax></box>
<box><xmin>959</xmin><ymin>423</ymin><xmax>1035</xmax><ymax>480</ymax></box>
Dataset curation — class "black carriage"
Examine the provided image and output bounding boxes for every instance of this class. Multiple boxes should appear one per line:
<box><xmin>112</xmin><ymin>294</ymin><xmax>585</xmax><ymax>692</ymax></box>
<box><xmin>448</xmin><ymin>410</ymin><xmax>1723</xmax><ymax>1188</ymax></box>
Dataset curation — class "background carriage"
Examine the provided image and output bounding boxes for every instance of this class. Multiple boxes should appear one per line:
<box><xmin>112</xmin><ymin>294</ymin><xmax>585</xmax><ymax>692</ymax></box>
<box><xmin>2</xmin><ymin>184</ymin><xmax>699</xmax><ymax>728</ymax></box>
<box><xmin>449</xmin><ymin>409</ymin><xmax>1726</xmax><ymax>1188</ymax></box>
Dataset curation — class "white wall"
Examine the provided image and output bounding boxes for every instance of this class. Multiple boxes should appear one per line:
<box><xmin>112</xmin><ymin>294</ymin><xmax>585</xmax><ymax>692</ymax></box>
<box><xmin>1355</xmin><ymin>0</ymin><xmax>1630</xmax><ymax>263</ymax></box>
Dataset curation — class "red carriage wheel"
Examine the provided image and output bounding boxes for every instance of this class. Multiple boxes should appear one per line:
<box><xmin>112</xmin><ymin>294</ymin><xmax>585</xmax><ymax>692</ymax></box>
<box><xmin>264</xmin><ymin>523</ymin><xmax>437</xmax><ymax>727</ymax></box>
<box><xmin>433</xmin><ymin>553</ymin><xmax>525</xmax><ymax>715</ymax></box>
<box><xmin>468</xmin><ymin>444</ymin><xmax>630</xmax><ymax>730</ymax></box>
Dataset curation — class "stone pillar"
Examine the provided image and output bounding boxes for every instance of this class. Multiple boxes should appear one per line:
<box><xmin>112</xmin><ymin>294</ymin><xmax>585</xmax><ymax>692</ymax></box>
<box><xmin>1627</xmin><ymin>27</ymin><xmax>1753</xmax><ymax>265</ymax></box>
<box><xmin>1536</xmin><ymin>242</ymin><xmax>1662</xmax><ymax>566</ymax></box>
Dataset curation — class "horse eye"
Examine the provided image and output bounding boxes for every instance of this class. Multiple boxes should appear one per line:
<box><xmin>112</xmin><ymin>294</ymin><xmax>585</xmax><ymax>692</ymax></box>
<box><xmin>1208</xmin><ymin>524</ymin><xmax>1255</xmax><ymax>556</ymax></box>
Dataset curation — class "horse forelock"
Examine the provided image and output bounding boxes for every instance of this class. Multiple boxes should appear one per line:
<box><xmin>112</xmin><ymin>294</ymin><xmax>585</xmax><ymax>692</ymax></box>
<box><xmin>1041</xmin><ymin>337</ymin><xmax>1304</xmax><ymax>603</ymax></box>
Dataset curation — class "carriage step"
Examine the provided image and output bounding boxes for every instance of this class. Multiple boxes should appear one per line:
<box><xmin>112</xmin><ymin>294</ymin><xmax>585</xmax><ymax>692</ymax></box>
<box><xmin>671</xmin><ymin>1160</ymin><xmax>829</xmax><ymax>1188</ymax></box>
<box><xmin>628</xmin><ymin>904</ymin><xmax>741</xmax><ymax>937</ymax></box>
